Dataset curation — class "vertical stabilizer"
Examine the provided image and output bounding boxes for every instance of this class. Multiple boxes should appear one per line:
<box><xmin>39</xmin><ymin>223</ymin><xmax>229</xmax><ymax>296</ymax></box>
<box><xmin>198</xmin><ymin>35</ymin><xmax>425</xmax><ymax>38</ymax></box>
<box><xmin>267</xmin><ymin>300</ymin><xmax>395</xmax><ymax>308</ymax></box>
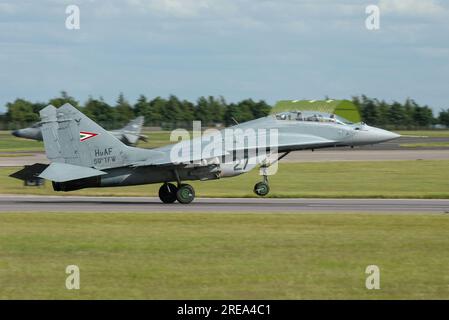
<box><xmin>39</xmin><ymin>105</ymin><xmax>64</xmax><ymax>162</ymax></box>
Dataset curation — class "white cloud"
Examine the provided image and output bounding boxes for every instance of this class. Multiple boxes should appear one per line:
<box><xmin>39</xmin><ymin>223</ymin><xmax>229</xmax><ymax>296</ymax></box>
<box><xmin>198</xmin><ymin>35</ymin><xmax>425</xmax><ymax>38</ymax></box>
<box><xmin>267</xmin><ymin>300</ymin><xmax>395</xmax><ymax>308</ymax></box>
<box><xmin>126</xmin><ymin>0</ymin><xmax>217</xmax><ymax>17</ymax></box>
<box><xmin>379</xmin><ymin>0</ymin><xmax>447</xmax><ymax>16</ymax></box>
<box><xmin>0</xmin><ymin>2</ymin><xmax>16</xmax><ymax>14</ymax></box>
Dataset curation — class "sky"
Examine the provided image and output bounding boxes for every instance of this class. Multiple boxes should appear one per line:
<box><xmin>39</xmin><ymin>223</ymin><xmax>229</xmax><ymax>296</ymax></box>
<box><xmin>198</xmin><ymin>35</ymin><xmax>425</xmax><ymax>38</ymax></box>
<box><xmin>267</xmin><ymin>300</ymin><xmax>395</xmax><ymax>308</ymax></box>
<box><xmin>0</xmin><ymin>0</ymin><xmax>448</xmax><ymax>113</ymax></box>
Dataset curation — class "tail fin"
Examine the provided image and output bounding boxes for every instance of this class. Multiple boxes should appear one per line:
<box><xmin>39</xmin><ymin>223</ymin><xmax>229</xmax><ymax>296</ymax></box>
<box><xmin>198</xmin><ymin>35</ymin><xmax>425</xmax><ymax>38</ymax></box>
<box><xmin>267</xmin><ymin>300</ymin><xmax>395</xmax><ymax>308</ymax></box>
<box><xmin>122</xmin><ymin>116</ymin><xmax>144</xmax><ymax>133</ymax></box>
<box><xmin>40</xmin><ymin>103</ymin><xmax>130</xmax><ymax>170</ymax></box>
<box><xmin>119</xmin><ymin>116</ymin><xmax>146</xmax><ymax>145</ymax></box>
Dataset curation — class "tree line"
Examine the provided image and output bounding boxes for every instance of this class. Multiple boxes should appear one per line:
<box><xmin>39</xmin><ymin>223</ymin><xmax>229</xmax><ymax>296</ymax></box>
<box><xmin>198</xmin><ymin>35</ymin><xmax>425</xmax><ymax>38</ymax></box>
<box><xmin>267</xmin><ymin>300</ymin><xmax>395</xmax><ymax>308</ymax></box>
<box><xmin>352</xmin><ymin>95</ymin><xmax>447</xmax><ymax>130</ymax></box>
<box><xmin>1</xmin><ymin>92</ymin><xmax>448</xmax><ymax>130</ymax></box>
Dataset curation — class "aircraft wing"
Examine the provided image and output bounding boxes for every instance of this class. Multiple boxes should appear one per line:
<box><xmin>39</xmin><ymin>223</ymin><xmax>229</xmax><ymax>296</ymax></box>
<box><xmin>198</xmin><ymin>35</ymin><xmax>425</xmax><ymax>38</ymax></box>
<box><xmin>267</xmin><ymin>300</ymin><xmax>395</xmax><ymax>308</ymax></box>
<box><xmin>267</xmin><ymin>133</ymin><xmax>336</xmax><ymax>151</ymax></box>
<box><xmin>130</xmin><ymin>147</ymin><xmax>229</xmax><ymax>167</ymax></box>
<box><xmin>130</xmin><ymin>133</ymin><xmax>335</xmax><ymax>167</ymax></box>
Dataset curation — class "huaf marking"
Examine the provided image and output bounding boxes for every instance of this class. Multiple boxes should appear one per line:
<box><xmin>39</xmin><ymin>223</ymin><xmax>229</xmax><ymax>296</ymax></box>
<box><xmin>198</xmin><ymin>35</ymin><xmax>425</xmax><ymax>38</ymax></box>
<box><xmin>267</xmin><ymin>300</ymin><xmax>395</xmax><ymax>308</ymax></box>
<box><xmin>94</xmin><ymin>147</ymin><xmax>116</xmax><ymax>165</ymax></box>
<box><xmin>80</xmin><ymin>131</ymin><xmax>98</xmax><ymax>142</ymax></box>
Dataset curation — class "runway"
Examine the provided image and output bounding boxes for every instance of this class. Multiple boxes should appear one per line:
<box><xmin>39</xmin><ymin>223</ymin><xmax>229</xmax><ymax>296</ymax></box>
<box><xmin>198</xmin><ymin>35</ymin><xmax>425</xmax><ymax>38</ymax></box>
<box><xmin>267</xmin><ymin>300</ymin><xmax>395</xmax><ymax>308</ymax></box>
<box><xmin>1</xmin><ymin>195</ymin><xmax>448</xmax><ymax>213</ymax></box>
<box><xmin>1</xmin><ymin>149</ymin><xmax>449</xmax><ymax>167</ymax></box>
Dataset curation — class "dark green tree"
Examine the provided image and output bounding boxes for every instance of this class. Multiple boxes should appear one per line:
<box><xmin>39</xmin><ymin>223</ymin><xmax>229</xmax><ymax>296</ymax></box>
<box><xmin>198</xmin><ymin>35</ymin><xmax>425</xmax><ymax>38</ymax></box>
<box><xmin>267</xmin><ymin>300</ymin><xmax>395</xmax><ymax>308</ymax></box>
<box><xmin>359</xmin><ymin>95</ymin><xmax>380</xmax><ymax>125</ymax></box>
<box><xmin>439</xmin><ymin>109</ymin><xmax>449</xmax><ymax>127</ymax></box>
<box><xmin>114</xmin><ymin>93</ymin><xmax>134</xmax><ymax>125</ymax></box>
<box><xmin>388</xmin><ymin>102</ymin><xmax>405</xmax><ymax>128</ymax></box>
<box><xmin>49</xmin><ymin>91</ymin><xmax>79</xmax><ymax>108</ymax></box>
<box><xmin>83</xmin><ymin>97</ymin><xmax>114</xmax><ymax>128</ymax></box>
<box><xmin>6</xmin><ymin>99</ymin><xmax>40</xmax><ymax>126</ymax></box>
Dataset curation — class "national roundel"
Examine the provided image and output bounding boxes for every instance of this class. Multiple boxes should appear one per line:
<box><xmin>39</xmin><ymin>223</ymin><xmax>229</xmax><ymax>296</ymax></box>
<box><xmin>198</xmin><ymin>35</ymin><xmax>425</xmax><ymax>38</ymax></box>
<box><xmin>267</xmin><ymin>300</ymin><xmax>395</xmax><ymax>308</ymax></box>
<box><xmin>79</xmin><ymin>131</ymin><xmax>98</xmax><ymax>142</ymax></box>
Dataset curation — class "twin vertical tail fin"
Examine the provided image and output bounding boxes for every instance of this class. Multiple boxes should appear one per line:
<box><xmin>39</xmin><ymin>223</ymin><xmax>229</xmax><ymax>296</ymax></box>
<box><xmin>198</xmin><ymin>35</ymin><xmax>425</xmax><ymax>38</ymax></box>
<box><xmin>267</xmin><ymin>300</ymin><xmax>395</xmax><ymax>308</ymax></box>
<box><xmin>39</xmin><ymin>103</ymin><xmax>130</xmax><ymax>172</ymax></box>
<box><xmin>12</xmin><ymin>103</ymin><xmax>160</xmax><ymax>183</ymax></box>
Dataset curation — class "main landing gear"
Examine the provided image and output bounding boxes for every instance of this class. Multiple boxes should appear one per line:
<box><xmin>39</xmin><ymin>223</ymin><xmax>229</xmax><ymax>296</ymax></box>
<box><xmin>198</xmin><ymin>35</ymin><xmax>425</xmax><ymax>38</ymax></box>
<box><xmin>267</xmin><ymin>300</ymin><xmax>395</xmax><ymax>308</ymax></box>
<box><xmin>158</xmin><ymin>177</ymin><xmax>195</xmax><ymax>204</ymax></box>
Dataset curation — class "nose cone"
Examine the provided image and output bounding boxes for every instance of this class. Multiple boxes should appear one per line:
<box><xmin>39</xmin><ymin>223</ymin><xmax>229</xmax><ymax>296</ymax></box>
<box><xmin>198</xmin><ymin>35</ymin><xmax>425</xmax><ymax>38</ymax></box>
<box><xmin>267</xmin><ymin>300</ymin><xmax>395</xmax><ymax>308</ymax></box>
<box><xmin>349</xmin><ymin>126</ymin><xmax>400</xmax><ymax>145</ymax></box>
<box><xmin>370</xmin><ymin>127</ymin><xmax>401</xmax><ymax>143</ymax></box>
<box><xmin>11</xmin><ymin>128</ymin><xmax>36</xmax><ymax>140</ymax></box>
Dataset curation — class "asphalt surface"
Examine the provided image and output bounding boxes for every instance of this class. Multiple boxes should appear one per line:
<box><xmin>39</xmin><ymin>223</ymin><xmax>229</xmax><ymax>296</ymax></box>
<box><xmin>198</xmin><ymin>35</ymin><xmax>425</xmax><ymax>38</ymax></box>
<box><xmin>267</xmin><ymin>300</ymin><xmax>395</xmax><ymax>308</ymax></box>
<box><xmin>1</xmin><ymin>149</ymin><xmax>449</xmax><ymax>167</ymax></box>
<box><xmin>1</xmin><ymin>195</ymin><xmax>448</xmax><ymax>213</ymax></box>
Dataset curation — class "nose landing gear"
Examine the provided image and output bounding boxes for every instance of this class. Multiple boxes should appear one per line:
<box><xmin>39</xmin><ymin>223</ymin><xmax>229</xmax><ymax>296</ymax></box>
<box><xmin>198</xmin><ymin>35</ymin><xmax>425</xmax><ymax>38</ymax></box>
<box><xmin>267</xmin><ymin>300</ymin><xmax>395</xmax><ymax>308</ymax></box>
<box><xmin>254</xmin><ymin>180</ymin><xmax>270</xmax><ymax>196</ymax></box>
<box><xmin>254</xmin><ymin>165</ymin><xmax>270</xmax><ymax>196</ymax></box>
<box><xmin>253</xmin><ymin>151</ymin><xmax>289</xmax><ymax>197</ymax></box>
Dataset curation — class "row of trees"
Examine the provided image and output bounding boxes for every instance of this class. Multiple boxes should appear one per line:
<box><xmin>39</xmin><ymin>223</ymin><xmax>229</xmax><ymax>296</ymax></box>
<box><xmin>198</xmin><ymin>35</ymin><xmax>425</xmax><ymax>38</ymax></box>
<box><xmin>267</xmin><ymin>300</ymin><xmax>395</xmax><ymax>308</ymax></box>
<box><xmin>0</xmin><ymin>92</ymin><xmax>271</xmax><ymax>130</ymax></box>
<box><xmin>1</xmin><ymin>92</ymin><xmax>448</xmax><ymax>130</ymax></box>
<box><xmin>352</xmin><ymin>95</ymin><xmax>442</xmax><ymax>129</ymax></box>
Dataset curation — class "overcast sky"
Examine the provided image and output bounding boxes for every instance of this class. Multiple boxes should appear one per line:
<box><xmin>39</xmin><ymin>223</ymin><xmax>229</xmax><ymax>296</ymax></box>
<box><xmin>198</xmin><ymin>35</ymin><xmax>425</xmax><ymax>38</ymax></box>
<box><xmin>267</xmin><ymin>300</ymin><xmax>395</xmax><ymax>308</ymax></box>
<box><xmin>0</xmin><ymin>0</ymin><xmax>448</xmax><ymax>113</ymax></box>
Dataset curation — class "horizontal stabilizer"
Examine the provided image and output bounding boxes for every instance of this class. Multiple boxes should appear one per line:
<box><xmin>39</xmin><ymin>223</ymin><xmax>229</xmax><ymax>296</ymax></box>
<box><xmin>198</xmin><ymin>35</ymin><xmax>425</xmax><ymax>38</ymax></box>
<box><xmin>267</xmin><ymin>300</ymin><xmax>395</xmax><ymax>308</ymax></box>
<box><xmin>9</xmin><ymin>163</ymin><xmax>49</xmax><ymax>181</ymax></box>
<box><xmin>138</xmin><ymin>134</ymin><xmax>148</xmax><ymax>142</ymax></box>
<box><xmin>123</xmin><ymin>133</ymin><xmax>139</xmax><ymax>145</ymax></box>
<box><xmin>38</xmin><ymin>162</ymin><xmax>107</xmax><ymax>182</ymax></box>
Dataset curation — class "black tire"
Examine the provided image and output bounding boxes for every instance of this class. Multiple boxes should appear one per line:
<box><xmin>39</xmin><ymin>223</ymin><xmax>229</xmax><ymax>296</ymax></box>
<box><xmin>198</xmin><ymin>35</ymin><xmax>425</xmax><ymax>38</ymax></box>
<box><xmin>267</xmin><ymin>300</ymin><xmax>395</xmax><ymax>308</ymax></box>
<box><xmin>176</xmin><ymin>184</ymin><xmax>195</xmax><ymax>204</ymax></box>
<box><xmin>159</xmin><ymin>183</ymin><xmax>178</xmax><ymax>203</ymax></box>
<box><xmin>254</xmin><ymin>182</ymin><xmax>270</xmax><ymax>196</ymax></box>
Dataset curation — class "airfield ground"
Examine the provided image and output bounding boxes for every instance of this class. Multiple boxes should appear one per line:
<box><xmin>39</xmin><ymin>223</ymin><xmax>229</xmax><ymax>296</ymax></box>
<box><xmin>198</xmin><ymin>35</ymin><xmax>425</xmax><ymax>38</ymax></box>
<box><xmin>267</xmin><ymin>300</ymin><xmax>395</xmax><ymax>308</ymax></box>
<box><xmin>0</xmin><ymin>160</ymin><xmax>448</xmax><ymax>198</ymax></box>
<box><xmin>1</xmin><ymin>212</ymin><xmax>449</xmax><ymax>299</ymax></box>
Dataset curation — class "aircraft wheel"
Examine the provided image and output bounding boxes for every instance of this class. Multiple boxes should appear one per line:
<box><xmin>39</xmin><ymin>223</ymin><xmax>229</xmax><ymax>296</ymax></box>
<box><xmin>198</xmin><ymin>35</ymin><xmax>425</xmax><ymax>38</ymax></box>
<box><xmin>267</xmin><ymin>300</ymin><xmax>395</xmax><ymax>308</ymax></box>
<box><xmin>176</xmin><ymin>184</ymin><xmax>195</xmax><ymax>204</ymax></box>
<box><xmin>159</xmin><ymin>183</ymin><xmax>178</xmax><ymax>203</ymax></box>
<box><xmin>254</xmin><ymin>181</ymin><xmax>270</xmax><ymax>196</ymax></box>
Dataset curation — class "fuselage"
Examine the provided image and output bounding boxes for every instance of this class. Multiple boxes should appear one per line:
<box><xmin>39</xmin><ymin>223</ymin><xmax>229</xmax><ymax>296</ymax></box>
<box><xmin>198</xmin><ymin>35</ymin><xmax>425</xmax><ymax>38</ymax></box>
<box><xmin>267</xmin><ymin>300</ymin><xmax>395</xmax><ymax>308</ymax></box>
<box><xmin>51</xmin><ymin>113</ymin><xmax>399</xmax><ymax>192</ymax></box>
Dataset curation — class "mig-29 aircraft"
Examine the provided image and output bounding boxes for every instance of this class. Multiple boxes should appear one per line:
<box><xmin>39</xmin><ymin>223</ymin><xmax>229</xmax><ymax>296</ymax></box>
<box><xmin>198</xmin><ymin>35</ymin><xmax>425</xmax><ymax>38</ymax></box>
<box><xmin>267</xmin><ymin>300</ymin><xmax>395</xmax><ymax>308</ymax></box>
<box><xmin>12</xmin><ymin>116</ymin><xmax>147</xmax><ymax>146</ymax></box>
<box><xmin>10</xmin><ymin>101</ymin><xmax>399</xmax><ymax>204</ymax></box>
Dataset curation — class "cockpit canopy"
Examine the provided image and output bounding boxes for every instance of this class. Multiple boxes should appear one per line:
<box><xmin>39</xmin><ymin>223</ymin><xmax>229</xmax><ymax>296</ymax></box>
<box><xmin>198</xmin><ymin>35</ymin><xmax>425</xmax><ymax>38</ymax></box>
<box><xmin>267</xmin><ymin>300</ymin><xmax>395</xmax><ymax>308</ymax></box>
<box><xmin>274</xmin><ymin>110</ymin><xmax>353</xmax><ymax>125</ymax></box>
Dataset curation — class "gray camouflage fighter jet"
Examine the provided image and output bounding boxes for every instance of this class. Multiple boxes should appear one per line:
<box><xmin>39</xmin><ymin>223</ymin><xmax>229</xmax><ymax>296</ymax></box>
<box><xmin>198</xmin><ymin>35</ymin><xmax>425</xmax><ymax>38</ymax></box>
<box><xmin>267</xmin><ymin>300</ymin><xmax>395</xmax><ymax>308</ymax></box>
<box><xmin>10</xmin><ymin>102</ymin><xmax>399</xmax><ymax>204</ymax></box>
<box><xmin>12</xmin><ymin>116</ymin><xmax>147</xmax><ymax>146</ymax></box>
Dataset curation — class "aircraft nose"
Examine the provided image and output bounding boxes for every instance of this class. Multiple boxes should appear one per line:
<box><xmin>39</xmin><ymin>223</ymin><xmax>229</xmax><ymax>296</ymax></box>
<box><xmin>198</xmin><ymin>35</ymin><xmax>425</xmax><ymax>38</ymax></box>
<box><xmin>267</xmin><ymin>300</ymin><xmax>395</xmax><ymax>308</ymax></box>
<box><xmin>12</xmin><ymin>130</ymin><xmax>20</xmax><ymax>137</ymax></box>
<box><xmin>372</xmin><ymin>128</ymin><xmax>401</xmax><ymax>142</ymax></box>
<box><xmin>349</xmin><ymin>126</ymin><xmax>400</xmax><ymax>145</ymax></box>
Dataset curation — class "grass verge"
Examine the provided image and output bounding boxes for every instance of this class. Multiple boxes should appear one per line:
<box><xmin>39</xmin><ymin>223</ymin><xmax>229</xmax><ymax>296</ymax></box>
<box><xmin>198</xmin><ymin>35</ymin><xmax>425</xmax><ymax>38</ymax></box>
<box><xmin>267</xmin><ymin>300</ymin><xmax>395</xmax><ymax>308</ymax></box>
<box><xmin>2</xmin><ymin>160</ymin><xmax>449</xmax><ymax>198</ymax></box>
<box><xmin>1</xmin><ymin>212</ymin><xmax>448</xmax><ymax>299</ymax></box>
<box><xmin>400</xmin><ymin>142</ymin><xmax>449</xmax><ymax>148</ymax></box>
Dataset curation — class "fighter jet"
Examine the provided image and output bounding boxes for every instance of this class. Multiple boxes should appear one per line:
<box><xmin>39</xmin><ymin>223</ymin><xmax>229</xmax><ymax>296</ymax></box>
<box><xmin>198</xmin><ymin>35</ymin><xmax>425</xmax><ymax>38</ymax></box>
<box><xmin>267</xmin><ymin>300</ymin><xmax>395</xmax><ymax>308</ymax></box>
<box><xmin>10</xmin><ymin>103</ymin><xmax>399</xmax><ymax>204</ymax></box>
<box><xmin>11</xmin><ymin>116</ymin><xmax>147</xmax><ymax>147</ymax></box>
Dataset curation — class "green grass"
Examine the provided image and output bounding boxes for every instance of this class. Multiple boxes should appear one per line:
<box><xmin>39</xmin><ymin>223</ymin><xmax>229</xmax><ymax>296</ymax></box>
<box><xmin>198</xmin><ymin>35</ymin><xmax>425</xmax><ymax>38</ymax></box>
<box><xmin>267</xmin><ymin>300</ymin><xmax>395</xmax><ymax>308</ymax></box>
<box><xmin>401</xmin><ymin>142</ymin><xmax>449</xmax><ymax>148</ymax></box>
<box><xmin>0</xmin><ymin>153</ymin><xmax>33</xmax><ymax>158</ymax></box>
<box><xmin>1</xmin><ymin>212</ymin><xmax>448</xmax><ymax>299</ymax></box>
<box><xmin>3</xmin><ymin>160</ymin><xmax>449</xmax><ymax>198</ymax></box>
<box><xmin>139</xmin><ymin>130</ymin><xmax>175</xmax><ymax>148</ymax></box>
<box><xmin>0</xmin><ymin>131</ymin><xmax>44</xmax><ymax>152</ymax></box>
<box><xmin>396</xmin><ymin>130</ymin><xmax>449</xmax><ymax>137</ymax></box>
